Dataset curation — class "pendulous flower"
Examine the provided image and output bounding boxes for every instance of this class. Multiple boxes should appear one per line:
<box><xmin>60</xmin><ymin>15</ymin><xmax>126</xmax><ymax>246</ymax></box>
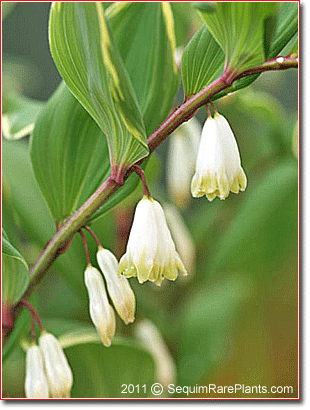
<box><xmin>118</xmin><ymin>196</ymin><xmax>187</xmax><ymax>286</ymax></box>
<box><xmin>84</xmin><ymin>265</ymin><xmax>116</xmax><ymax>347</ymax></box>
<box><xmin>167</xmin><ymin>117</ymin><xmax>201</xmax><ymax>208</ymax></box>
<box><xmin>38</xmin><ymin>332</ymin><xmax>73</xmax><ymax>398</ymax></box>
<box><xmin>24</xmin><ymin>344</ymin><xmax>50</xmax><ymax>398</ymax></box>
<box><xmin>97</xmin><ymin>247</ymin><xmax>135</xmax><ymax>324</ymax></box>
<box><xmin>191</xmin><ymin>113</ymin><xmax>247</xmax><ymax>201</ymax></box>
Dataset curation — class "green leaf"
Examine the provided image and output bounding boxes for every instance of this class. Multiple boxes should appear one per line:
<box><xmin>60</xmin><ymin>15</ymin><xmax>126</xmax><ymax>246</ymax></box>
<box><xmin>287</xmin><ymin>35</ymin><xmax>298</xmax><ymax>57</ymax></box>
<box><xmin>170</xmin><ymin>2</ymin><xmax>201</xmax><ymax>47</ymax></box>
<box><xmin>212</xmin><ymin>1</ymin><xmax>298</xmax><ymax>102</ymax></box>
<box><xmin>181</xmin><ymin>23</ymin><xmax>224</xmax><ymax>96</ymax></box>
<box><xmin>231</xmin><ymin>90</ymin><xmax>289</xmax><ymax>162</ymax></box>
<box><xmin>2</xmin><ymin>93</ymin><xmax>45</xmax><ymax>140</ymax></box>
<box><xmin>208</xmin><ymin>160</ymin><xmax>298</xmax><ymax>276</ymax></box>
<box><xmin>30</xmin><ymin>81</ymin><xmax>152</xmax><ymax>224</ymax></box>
<box><xmin>2</xmin><ymin>139</ymin><xmax>55</xmax><ymax>248</ymax></box>
<box><xmin>263</xmin><ymin>10</ymin><xmax>278</xmax><ymax>59</ymax></box>
<box><xmin>198</xmin><ymin>2</ymin><xmax>277</xmax><ymax>73</ymax></box>
<box><xmin>2</xmin><ymin>139</ymin><xmax>89</xmax><ymax>301</ymax></box>
<box><xmin>68</xmin><ymin>343</ymin><xmax>155</xmax><ymax>398</ymax></box>
<box><xmin>30</xmin><ymin>81</ymin><xmax>110</xmax><ymax>225</ymax></box>
<box><xmin>2</xmin><ymin>230</ymin><xmax>29</xmax><ymax>305</ymax></box>
<box><xmin>106</xmin><ymin>2</ymin><xmax>179</xmax><ymax>134</ymax></box>
<box><xmin>49</xmin><ymin>2</ymin><xmax>148</xmax><ymax>179</ymax></box>
<box><xmin>238</xmin><ymin>88</ymin><xmax>286</xmax><ymax>130</ymax></box>
<box><xmin>268</xmin><ymin>2</ymin><xmax>298</xmax><ymax>58</ymax></box>
<box><xmin>178</xmin><ymin>273</ymin><xmax>252</xmax><ymax>386</ymax></box>
<box><xmin>43</xmin><ymin>319</ymin><xmax>156</xmax><ymax>398</ymax></box>
<box><xmin>194</xmin><ymin>2</ymin><xmax>216</xmax><ymax>14</ymax></box>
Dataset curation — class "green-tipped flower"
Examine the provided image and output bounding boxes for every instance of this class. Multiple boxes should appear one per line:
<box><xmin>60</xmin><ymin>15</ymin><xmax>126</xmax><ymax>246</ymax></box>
<box><xmin>84</xmin><ymin>266</ymin><xmax>116</xmax><ymax>346</ymax></box>
<box><xmin>118</xmin><ymin>196</ymin><xmax>187</xmax><ymax>286</ymax></box>
<box><xmin>39</xmin><ymin>332</ymin><xmax>73</xmax><ymax>398</ymax></box>
<box><xmin>25</xmin><ymin>344</ymin><xmax>49</xmax><ymax>398</ymax></box>
<box><xmin>97</xmin><ymin>248</ymin><xmax>135</xmax><ymax>324</ymax></box>
<box><xmin>191</xmin><ymin>113</ymin><xmax>247</xmax><ymax>201</ymax></box>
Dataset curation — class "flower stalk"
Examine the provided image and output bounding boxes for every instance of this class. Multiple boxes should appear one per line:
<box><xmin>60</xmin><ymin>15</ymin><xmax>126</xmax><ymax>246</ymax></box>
<box><xmin>83</xmin><ymin>225</ymin><xmax>102</xmax><ymax>248</ymax></box>
<box><xmin>18</xmin><ymin>299</ymin><xmax>45</xmax><ymax>334</ymax></box>
<box><xmin>131</xmin><ymin>164</ymin><xmax>151</xmax><ymax>198</ymax></box>
<box><xmin>79</xmin><ymin>230</ymin><xmax>91</xmax><ymax>266</ymax></box>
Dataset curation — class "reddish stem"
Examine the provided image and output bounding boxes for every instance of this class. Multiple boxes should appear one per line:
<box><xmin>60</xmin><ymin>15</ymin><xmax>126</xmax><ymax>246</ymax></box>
<box><xmin>79</xmin><ymin>230</ymin><xmax>91</xmax><ymax>266</ymax></box>
<box><xmin>18</xmin><ymin>299</ymin><xmax>44</xmax><ymax>333</ymax></box>
<box><xmin>209</xmin><ymin>100</ymin><xmax>218</xmax><ymax>114</ymax></box>
<box><xmin>131</xmin><ymin>164</ymin><xmax>151</xmax><ymax>198</ymax></box>
<box><xmin>205</xmin><ymin>104</ymin><xmax>211</xmax><ymax>118</ymax></box>
<box><xmin>83</xmin><ymin>226</ymin><xmax>102</xmax><ymax>248</ymax></box>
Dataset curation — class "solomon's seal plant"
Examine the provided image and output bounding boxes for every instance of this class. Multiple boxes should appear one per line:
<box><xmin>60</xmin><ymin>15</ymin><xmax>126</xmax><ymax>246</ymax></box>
<box><xmin>2</xmin><ymin>1</ymin><xmax>298</xmax><ymax>399</ymax></box>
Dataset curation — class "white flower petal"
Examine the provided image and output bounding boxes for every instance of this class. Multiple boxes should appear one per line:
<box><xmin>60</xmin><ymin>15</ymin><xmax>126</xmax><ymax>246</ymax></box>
<box><xmin>25</xmin><ymin>345</ymin><xmax>50</xmax><ymax>398</ymax></box>
<box><xmin>84</xmin><ymin>266</ymin><xmax>116</xmax><ymax>347</ymax></box>
<box><xmin>97</xmin><ymin>248</ymin><xmax>135</xmax><ymax>324</ymax></box>
<box><xmin>39</xmin><ymin>333</ymin><xmax>73</xmax><ymax>398</ymax></box>
<box><xmin>119</xmin><ymin>197</ymin><xmax>187</xmax><ymax>286</ymax></box>
<box><xmin>191</xmin><ymin>113</ymin><xmax>247</xmax><ymax>201</ymax></box>
<box><xmin>125</xmin><ymin>197</ymin><xmax>158</xmax><ymax>283</ymax></box>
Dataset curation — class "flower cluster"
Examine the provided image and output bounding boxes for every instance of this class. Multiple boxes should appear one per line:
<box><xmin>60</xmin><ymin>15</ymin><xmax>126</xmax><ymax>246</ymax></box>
<box><xmin>25</xmin><ymin>332</ymin><xmax>73</xmax><ymax>399</ymax></box>
<box><xmin>118</xmin><ymin>109</ymin><xmax>246</xmax><ymax>285</ymax></box>
<box><xmin>84</xmin><ymin>247</ymin><xmax>135</xmax><ymax>346</ymax></box>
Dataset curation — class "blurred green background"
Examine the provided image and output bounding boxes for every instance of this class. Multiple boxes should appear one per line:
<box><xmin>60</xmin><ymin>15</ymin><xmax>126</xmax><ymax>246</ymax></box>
<box><xmin>2</xmin><ymin>2</ymin><xmax>298</xmax><ymax>398</ymax></box>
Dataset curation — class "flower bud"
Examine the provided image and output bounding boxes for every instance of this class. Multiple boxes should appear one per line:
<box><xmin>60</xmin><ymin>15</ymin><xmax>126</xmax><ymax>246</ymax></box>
<box><xmin>97</xmin><ymin>248</ymin><xmax>135</xmax><ymax>324</ymax></box>
<box><xmin>84</xmin><ymin>266</ymin><xmax>116</xmax><ymax>346</ymax></box>
<box><xmin>24</xmin><ymin>344</ymin><xmax>49</xmax><ymax>398</ymax></box>
<box><xmin>191</xmin><ymin>113</ymin><xmax>247</xmax><ymax>201</ymax></box>
<box><xmin>38</xmin><ymin>332</ymin><xmax>73</xmax><ymax>398</ymax></box>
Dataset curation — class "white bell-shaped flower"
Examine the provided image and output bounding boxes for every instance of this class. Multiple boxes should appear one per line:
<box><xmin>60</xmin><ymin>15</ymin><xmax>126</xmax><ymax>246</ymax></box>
<box><xmin>167</xmin><ymin>117</ymin><xmax>201</xmax><ymax>208</ymax></box>
<box><xmin>118</xmin><ymin>196</ymin><xmax>187</xmax><ymax>286</ymax></box>
<box><xmin>191</xmin><ymin>113</ymin><xmax>247</xmax><ymax>201</ymax></box>
<box><xmin>38</xmin><ymin>332</ymin><xmax>73</xmax><ymax>398</ymax></box>
<box><xmin>97</xmin><ymin>248</ymin><xmax>135</xmax><ymax>324</ymax></box>
<box><xmin>84</xmin><ymin>266</ymin><xmax>116</xmax><ymax>347</ymax></box>
<box><xmin>25</xmin><ymin>344</ymin><xmax>50</xmax><ymax>398</ymax></box>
